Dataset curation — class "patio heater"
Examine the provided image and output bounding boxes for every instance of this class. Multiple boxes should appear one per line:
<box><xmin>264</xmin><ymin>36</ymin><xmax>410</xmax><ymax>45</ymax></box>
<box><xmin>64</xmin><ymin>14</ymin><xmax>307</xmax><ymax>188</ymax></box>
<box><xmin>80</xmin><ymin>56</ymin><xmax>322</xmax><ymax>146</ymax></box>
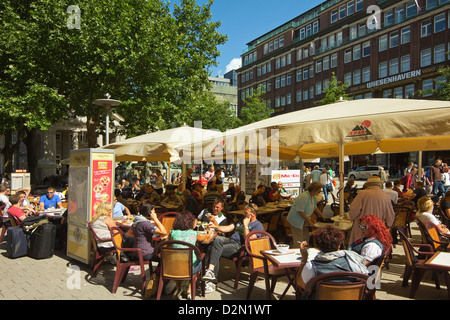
<box><xmin>93</xmin><ymin>94</ymin><xmax>122</xmax><ymax>145</ymax></box>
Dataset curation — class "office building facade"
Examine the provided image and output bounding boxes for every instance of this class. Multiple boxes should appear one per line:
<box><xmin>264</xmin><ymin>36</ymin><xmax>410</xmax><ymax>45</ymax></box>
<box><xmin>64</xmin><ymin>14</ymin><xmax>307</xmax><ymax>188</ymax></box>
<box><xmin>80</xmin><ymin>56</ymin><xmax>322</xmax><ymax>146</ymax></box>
<box><xmin>238</xmin><ymin>0</ymin><xmax>450</xmax><ymax>116</ymax></box>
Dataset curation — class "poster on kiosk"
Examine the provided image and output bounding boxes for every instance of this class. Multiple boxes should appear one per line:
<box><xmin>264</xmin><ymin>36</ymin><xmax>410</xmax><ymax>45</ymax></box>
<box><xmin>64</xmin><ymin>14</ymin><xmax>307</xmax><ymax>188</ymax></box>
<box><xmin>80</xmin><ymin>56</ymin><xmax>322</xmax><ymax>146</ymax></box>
<box><xmin>271</xmin><ymin>170</ymin><xmax>301</xmax><ymax>197</ymax></box>
<box><xmin>67</xmin><ymin>148</ymin><xmax>115</xmax><ymax>264</ymax></box>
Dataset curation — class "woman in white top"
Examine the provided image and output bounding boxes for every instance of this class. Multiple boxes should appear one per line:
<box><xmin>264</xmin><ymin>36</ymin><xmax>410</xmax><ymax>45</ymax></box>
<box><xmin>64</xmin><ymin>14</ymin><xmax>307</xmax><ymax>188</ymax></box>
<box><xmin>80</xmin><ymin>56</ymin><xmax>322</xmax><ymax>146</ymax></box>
<box><xmin>319</xmin><ymin>169</ymin><xmax>333</xmax><ymax>203</ymax></box>
<box><xmin>415</xmin><ymin>196</ymin><xmax>450</xmax><ymax>236</ymax></box>
<box><xmin>442</xmin><ymin>167</ymin><xmax>450</xmax><ymax>193</ymax></box>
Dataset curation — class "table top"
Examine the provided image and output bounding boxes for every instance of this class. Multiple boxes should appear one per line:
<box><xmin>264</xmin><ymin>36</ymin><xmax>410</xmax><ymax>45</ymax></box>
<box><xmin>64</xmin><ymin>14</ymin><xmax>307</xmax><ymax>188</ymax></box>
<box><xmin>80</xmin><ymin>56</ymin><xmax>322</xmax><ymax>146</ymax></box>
<box><xmin>312</xmin><ymin>215</ymin><xmax>353</xmax><ymax>232</ymax></box>
<box><xmin>37</xmin><ymin>209</ymin><xmax>65</xmax><ymax>219</ymax></box>
<box><xmin>228</xmin><ymin>204</ymin><xmax>290</xmax><ymax>216</ymax></box>
<box><xmin>425</xmin><ymin>251</ymin><xmax>450</xmax><ymax>270</ymax></box>
<box><xmin>261</xmin><ymin>248</ymin><xmax>320</xmax><ymax>268</ymax></box>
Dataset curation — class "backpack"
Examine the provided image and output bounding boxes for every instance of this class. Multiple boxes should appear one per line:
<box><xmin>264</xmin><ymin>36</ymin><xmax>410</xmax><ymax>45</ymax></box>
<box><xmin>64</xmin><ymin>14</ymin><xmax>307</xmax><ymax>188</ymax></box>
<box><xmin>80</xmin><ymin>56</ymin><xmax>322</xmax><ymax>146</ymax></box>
<box><xmin>21</xmin><ymin>215</ymin><xmax>49</xmax><ymax>234</ymax></box>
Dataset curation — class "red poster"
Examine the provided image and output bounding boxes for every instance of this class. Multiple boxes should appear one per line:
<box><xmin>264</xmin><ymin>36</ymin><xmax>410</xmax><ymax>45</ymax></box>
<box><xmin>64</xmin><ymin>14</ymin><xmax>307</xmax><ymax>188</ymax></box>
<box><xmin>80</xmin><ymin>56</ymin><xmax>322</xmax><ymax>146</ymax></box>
<box><xmin>91</xmin><ymin>159</ymin><xmax>113</xmax><ymax>218</ymax></box>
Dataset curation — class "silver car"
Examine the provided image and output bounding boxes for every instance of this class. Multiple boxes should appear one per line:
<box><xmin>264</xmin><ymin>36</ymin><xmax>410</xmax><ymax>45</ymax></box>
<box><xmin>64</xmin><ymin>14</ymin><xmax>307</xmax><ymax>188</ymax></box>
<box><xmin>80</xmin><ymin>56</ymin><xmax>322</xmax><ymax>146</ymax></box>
<box><xmin>347</xmin><ymin>166</ymin><xmax>387</xmax><ymax>180</ymax></box>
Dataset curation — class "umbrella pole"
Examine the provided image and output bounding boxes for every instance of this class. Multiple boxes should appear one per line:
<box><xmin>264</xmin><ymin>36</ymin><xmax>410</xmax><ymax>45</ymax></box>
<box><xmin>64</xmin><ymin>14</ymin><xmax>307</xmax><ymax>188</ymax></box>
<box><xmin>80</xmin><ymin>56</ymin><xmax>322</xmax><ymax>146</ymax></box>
<box><xmin>338</xmin><ymin>142</ymin><xmax>345</xmax><ymax>217</ymax></box>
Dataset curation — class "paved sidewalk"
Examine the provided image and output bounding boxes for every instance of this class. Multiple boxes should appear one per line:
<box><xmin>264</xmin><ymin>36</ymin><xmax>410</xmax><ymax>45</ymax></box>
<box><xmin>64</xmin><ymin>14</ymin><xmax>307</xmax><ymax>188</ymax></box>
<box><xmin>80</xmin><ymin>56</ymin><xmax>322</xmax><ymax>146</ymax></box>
<box><xmin>0</xmin><ymin>207</ymin><xmax>448</xmax><ymax>300</ymax></box>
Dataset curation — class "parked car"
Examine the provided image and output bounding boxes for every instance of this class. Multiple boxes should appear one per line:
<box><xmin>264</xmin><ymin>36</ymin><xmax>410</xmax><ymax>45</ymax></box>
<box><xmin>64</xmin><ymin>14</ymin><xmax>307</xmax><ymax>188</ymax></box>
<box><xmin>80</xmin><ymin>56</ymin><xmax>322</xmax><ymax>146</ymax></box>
<box><xmin>347</xmin><ymin>166</ymin><xmax>387</xmax><ymax>180</ymax></box>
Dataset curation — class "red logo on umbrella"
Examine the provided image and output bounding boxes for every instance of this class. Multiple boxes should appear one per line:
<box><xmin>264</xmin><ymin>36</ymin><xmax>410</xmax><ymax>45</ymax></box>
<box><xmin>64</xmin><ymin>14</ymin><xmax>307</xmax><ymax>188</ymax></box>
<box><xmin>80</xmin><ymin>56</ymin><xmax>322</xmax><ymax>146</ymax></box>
<box><xmin>347</xmin><ymin>120</ymin><xmax>373</xmax><ymax>137</ymax></box>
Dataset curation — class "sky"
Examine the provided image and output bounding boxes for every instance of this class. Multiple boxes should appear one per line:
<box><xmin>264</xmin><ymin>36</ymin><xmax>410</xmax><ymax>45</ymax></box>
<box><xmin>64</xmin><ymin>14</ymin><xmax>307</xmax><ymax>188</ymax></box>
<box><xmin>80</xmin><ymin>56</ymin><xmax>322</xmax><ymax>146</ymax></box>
<box><xmin>189</xmin><ymin>0</ymin><xmax>326</xmax><ymax>76</ymax></box>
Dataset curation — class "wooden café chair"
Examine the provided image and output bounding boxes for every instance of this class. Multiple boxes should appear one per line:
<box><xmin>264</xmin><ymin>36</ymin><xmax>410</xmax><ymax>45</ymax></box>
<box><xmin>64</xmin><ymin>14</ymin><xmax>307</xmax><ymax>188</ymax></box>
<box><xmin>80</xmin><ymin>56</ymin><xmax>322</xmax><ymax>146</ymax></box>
<box><xmin>109</xmin><ymin>227</ymin><xmax>153</xmax><ymax>295</ymax></box>
<box><xmin>416</xmin><ymin>219</ymin><xmax>449</xmax><ymax>252</ymax></box>
<box><xmin>244</xmin><ymin>230</ymin><xmax>289</xmax><ymax>300</ymax></box>
<box><xmin>87</xmin><ymin>222</ymin><xmax>116</xmax><ymax>277</ymax></box>
<box><xmin>154</xmin><ymin>240</ymin><xmax>205</xmax><ymax>300</ymax></box>
<box><xmin>302</xmin><ymin>272</ymin><xmax>369</xmax><ymax>300</ymax></box>
<box><xmin>396</xmin><ymin>226</ymin><xmax>442</xmax><ymax>298</ymax></box>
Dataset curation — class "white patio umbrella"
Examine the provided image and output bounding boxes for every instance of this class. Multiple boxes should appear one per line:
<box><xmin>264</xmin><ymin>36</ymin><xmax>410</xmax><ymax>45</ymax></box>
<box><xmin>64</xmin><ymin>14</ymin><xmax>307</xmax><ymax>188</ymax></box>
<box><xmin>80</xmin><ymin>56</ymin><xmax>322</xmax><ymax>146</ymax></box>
<box><xmin>192</xmin><ymin>98</ymin><xmax>450</xmax><ymax>214</ymax></box>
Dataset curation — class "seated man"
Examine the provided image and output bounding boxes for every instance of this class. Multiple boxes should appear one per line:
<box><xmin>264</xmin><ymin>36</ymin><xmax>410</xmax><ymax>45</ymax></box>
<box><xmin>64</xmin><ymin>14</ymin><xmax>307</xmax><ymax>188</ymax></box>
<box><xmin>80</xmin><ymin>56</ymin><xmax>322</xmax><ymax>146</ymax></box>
<box><xmin>197</xmin><ymin>198</ymin><xmax>228</xmax><ymax>228</ymax></box>
<box><xmin>409</xmin><ymin>181</ymin><xmax>427</xmax><ymax>208</ymax></box>
<box><xmin>17</xmin><ymin>190</ymin><xmax>36</xmax><ymax>215</ymax></box>
<box><xmin>382</xmin><ymin>181</ymin><xmax>398</xmax><ymax>205</ymax></box>
<box><xmin>39</xmin><ymin>187</ymin><xmax>62</xmax><ymax>211</ymax></box>
<box><xmin>112</xmin><ymin>196</ymin><xmax>132</xmax><ymax>220</ymax></box>
<box><xmin>160</xmin><ymin>190</ymin><xmax>183</xmax><ymax>207</ymax></box>
<box><xmin>202</xmin><ymin>203</ymin><xmax>264</xmax><ymax>293</ymax></box>
<box><xmin>7</xmin><ymin>194</ymin><xmax>27</xmax><ymax>225</ymax></box>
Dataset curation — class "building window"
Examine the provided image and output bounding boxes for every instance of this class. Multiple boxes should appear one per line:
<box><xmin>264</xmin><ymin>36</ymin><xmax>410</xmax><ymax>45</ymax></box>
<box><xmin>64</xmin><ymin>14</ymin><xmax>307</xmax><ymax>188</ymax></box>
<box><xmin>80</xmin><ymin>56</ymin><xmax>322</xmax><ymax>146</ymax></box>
<box><xmin>405</xmin><ymin>84</ymin><xmax>415</xmax><ymax>98</ymax></box>
<box><xmin>355</xmin><ymin>0</ymin><xmax>363</xmax><ymax>12</ymax></box>
<box><xmin>344</xmin><ymin>72</ymin><xmax>352</xmax><ymax>86</ymax></box>
<box><xmin>309</xmin><ymin>86</ymin><xmax>314</xmax><ymax>99</ymax></box>
<box><xmin>309</xmin><ymin>65</ymin><xmax>314</xmax><ymax>78</ymax></box>
<box><xmin>379</xmin><ymin>35</ymin><xmax>388</xmax><ymax>51</ymax></box>
<box><xmin>316</xmin><ymin>81</ymin><xmax>322</xmax><ymax>95</ymax></box>
<box><xmin>421</xmin><ymin>20</ymin><xmax>432</xmax><ymax>37</ymax></box>
<box><xmin>281</xmin><ymin>75</ymin><xmax>286</xmax><ymax>87</ymax></box>
<box><xmin>379</xmin><ymin>62</ymin><xmax>388</xmax><ymax>78</ymax></box>
<box><xmin>275</xmin><ymin>96</ymin><xmax>280</xmax><ymax>107</ymax></box>
<box><xmin>421</xmin><ymin>48</ymin><xmax>432</xmax><ymax>67</ymax></box>
<box><xmin>287</xmin><ymin>93</ymin><xmax>291</xmax><ymax>105</ymax></box>
<box><xmin>434</xmin><ymin>44</ymin><xmax>446</xmax><ymax>63</ymax></box>
<box><xmin>364</xmin><ymin>93</ymin><xmax>373</xmax><ymax>99</ymax></box>
<box><xmin>296</xmin><ymin>90</ymin><xmax>302</xmax><ymax>102</ymax></box>
<box><xmin>426</xmin><ymin>0</ymin><xmax>438</xmax><ymax>10</ymax></box>
<box><xmin>384</xmin><ymin>10</ymin><xmax>393</xmax><ymax>26</ymax></box>
<box><xmin>394</xmin><ymin>87</ymin><xmax>403</xmax><ymax>99</ymax></box>
<box><xmin>362</xmin><ymin>41</ymin><xmax>371</xmax><ymax>57</ymax></box>
<box><xmin>435</xmin><ymin>13</ymin><xmax>446</xmax><ymax>33</ymax></box>
<box><xmin>303</xmin><ymin>90</ymin><xmax>309</xmax><ymax>100</ymax></box>
<box><xmin>363</xmin><ymin>67</ymin><xmax>371</xmax><ymax>83</ymax></box>
<box><xmin>401</xmin><ymin>26</ymin><xmax>411</xmax><ymax>44</ymax></box>
<box><xmin>390</xmin><ymin>32</ymin><xmax>399</xmax><ymax>48</ymax></box>
<box><xmin>401</xmin><ymin>55</ymin><xmax>411</xmax><ymax>72</ymax></box>
<box><xmin>331</xmin><ymin>53</ymin><xmax>338</xmax><ymax>68</ymax></box>
<box><xmin>323</xmin><ymin>56</ymin><xmax>330</xmax><ymax>70</ymax></box>
<box><xmin>339</xmin><ymin>5</ymin><xmax>346</xmax><ymax>19</ymax></box>
<box><xmin>296</xmin><ymin>69</ymin><xmax>302</xmax><ymax>82</ymax></box>
<box><xmin>347</xmin><ymin>1</ymin><xmax>355</xmax><ymax>15</ymax></box>
<box><xmin>406</xmin><ymin>1</ymin><xmax>417</xmax><ymax>18</ymax></box>
<box><xmin>353</xmin><ymin>69</ymin><xmax>361</xmax><ymax>85</ymax></box>
<box><xmin>316</xmin><ymin>60</ymin><xmax>322</xmax><ymax>73</ymax></box>
<box><xmin>303</xmin><ymin>68</ymin><xmax>309</xmax><ymax>80</ymax></box>
<box><xmin>422</xmin><ymin>78</ymin><xmax>434</xmax><ymax>96</ymax></box>
<box><xmin>353</xmin><ymin>44</ymin><xmax>361</xmax><ymax>60</ymax></box>
<box><xmin>395</xmin><ymin>6</ymin><xmax>405</xmax><ymax>24</ymax></box>
<box><xmin>344</xmin><ymin>49</ymin><xmax>352</xmax><ymax>63</ymax></box>
<box><xmin>390</xmin><ymin>59</ymin><xmax>399</xmax><ymax>76</ymax></box>
<box><xmin>275</xmin><ymin>77</ymin><xmax>280</xmax><ymax>89</ymax></box>
<box><xmin>383</xmin><ymin>89</ymin><xmax>392</xmax><ymax>98</ymax></box>
<box><xmin>331</xmin><ymin>10</ymin><xmax>338</xmax><ymax>23</ymax></box>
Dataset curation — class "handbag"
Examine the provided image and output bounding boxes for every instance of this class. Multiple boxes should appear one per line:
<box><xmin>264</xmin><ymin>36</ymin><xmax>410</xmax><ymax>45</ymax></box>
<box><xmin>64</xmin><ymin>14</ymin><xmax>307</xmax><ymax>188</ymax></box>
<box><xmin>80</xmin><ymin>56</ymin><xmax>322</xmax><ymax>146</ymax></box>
<box><xmin>144</xmin><ymin>272</ymin><xmax>159</xmax><ymax>299</ymax></box>
<box><xmin>326</xmin><ymin>185</ymin><xmax>333</xmax><ymax>192</ymax></box>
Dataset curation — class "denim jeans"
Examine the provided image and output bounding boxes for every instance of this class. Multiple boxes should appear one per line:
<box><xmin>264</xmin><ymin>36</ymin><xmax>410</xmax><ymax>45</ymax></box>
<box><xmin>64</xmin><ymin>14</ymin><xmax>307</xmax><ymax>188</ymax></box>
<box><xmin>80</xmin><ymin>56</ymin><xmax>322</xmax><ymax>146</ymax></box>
<box><xmin>433</xmin><ymin>181</ymin><xmax>445</xmax><ymax>197</ymax></box>
<box><xmin>207</xmin><ymin>236</ymin><xmax>241</xmax><ymax>278</ymax></box>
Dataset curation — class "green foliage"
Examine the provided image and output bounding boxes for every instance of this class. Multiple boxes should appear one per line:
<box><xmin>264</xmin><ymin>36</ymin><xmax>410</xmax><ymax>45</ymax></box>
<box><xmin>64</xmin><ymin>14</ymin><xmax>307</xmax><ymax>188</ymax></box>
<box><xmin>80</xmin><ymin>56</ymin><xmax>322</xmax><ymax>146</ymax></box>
<box><xmin>416</xmin><ymin>66</ymin><xmax>450</xmax><ymax>100</ymax></box>
<box><xmin>318</xmin><ymin>72</ymin><xmax>349</xmax><ymax>106</ymax></box>
<box><xmin>0</xmin><ymin>0</ymin><xmax>228</xmax><ymax>139</ymax></box>
<box><xmin>239</xmin><ymin>88</ymin><xmax>273</xmax><ymax>125</ymax></box>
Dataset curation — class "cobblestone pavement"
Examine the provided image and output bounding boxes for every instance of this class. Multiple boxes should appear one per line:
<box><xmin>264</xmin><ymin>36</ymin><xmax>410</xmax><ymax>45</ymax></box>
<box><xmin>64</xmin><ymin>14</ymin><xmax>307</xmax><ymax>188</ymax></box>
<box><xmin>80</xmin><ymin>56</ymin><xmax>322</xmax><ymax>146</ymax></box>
<box><xmin>0</xmin><ymin>204</ymin><xmax>448</xmax><ymax>301</ymax></box>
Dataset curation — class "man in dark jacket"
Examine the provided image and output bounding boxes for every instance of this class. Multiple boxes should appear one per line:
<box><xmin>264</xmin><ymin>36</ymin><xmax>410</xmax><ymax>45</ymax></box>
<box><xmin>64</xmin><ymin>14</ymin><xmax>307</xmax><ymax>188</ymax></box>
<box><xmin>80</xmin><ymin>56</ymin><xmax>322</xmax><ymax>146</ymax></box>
<box><xmin>430</xmin><ymin>159</ymin><xmax>444</xmax><ymax>199</ymax></box>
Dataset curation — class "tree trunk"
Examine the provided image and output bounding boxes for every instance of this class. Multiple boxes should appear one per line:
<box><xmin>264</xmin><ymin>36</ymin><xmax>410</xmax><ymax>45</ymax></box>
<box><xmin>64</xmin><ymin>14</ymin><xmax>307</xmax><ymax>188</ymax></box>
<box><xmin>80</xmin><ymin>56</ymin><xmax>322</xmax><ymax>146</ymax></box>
<box><xmin>2</xmin><ymin>130</ymin><xmax>14</xmax><ymax>174</ymax></box>
<box><xmin>24</xmin><ymin>129</ymin><xmax>39</xmax><ymax>186</ymax></box>
<box><xmin>87</xmin><ymin>114</ymin><xmax>99</xmax><ymax>148</ymax></box>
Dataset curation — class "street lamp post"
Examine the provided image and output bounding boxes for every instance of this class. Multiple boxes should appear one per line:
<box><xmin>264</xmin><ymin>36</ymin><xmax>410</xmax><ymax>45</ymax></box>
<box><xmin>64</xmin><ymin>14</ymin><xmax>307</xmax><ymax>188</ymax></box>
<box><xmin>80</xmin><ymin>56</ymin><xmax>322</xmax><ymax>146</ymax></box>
<box><xmin>93</xmin><ymin>94</ymin><xmax>122</xmax><ymax>146</ymax></box>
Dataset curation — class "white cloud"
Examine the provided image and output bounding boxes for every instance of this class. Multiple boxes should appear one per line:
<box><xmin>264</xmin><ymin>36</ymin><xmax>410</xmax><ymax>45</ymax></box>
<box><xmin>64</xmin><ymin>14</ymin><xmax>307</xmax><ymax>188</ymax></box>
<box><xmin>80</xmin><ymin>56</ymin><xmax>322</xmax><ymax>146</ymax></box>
<box><xmin>225</xmin><ymin>58</ymin><xmax>242</xmax><ymax>73</ymax></box>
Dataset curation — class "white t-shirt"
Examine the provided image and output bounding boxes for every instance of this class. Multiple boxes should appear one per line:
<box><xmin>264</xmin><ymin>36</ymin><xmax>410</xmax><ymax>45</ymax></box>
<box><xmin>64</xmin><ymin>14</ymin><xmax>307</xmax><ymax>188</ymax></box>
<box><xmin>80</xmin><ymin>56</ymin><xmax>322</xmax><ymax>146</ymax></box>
<box><xmin>0</xmin><ymin>194</ymin><xmax>11</xmax><ymax>218</ymax></box>
<box><xmin>382</xmin><ymin>188</ymin><xmax>399</xmax><ymax>204</ymax></box>
<box><xmin>416</xmin><ymin>211</ymin><xmax>440</xmax><ymax>226</ymax></box>
<box><xmin>360</xmin><ymin>241</ymin><xmax>383</xmax><ymax>263</ymax></box>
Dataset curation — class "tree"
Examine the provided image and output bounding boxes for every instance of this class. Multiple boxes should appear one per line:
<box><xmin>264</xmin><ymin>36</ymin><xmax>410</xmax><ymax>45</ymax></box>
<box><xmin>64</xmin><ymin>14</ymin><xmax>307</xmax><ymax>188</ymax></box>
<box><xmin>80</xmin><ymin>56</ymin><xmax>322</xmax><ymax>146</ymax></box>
<box><xmin>416</xmin><ymin>66</ymin><xmax>450</xmax><ymax>100</ymax></box>
<box><xmin>181</xmin><ymin>90</ymin><xmax>240</xmax><ymax>132</ymax></box>
<box><xmin>319</xmin><ymin>72</ymin><xmax>349</xmax><ymax>106</ymax></box>
<box><xmin>0</xmin><ymin>0</ymin><xmax>227</xmax><ymax>182</ymax></box>
<box><xmin>239</xmin><ymin>88</ymin><xmax>273</xmax><ymax>125</ymax></box>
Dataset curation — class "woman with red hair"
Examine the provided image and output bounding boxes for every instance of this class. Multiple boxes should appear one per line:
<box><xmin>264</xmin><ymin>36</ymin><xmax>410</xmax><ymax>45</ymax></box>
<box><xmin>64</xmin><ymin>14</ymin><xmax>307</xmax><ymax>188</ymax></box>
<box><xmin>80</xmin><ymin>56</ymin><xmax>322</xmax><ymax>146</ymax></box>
<box><xmin>350</xmin><ymin>214</ymin><xmax>392</xmax><ymax>266</ymax></box>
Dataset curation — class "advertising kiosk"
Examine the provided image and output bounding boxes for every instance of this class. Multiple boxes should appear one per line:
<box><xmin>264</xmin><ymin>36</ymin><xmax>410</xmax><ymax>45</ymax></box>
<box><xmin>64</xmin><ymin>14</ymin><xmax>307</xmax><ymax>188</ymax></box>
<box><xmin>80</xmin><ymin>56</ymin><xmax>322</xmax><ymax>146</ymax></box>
<box><xmin>67</xmin><ymin>148</ymin><xmax>115</xmax><ymax>264</ymax></box>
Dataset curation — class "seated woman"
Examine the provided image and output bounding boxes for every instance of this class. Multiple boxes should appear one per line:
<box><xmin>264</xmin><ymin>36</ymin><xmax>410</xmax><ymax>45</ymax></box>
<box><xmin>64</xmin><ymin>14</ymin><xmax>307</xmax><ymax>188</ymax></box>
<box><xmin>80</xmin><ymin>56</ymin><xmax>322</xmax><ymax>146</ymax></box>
<box><xmin>296</xmin><ymin>225</ymin><xmax>369</xmax><ymax>292</ymax></box>
<box><xmin>161</xmin><ymin>190</ymin><xmax>183</xmax><ymax>207</ymax></box>
<box><xmin>131</xmin><ymin>201</ymin><xmax>166</xmax><ymax>261</ymax></box>
<box><xmin>350</xmin><ymin>214</ymin><xmax>392</xmax><ymax>266</ymax></box>
<box><xmin>344</xmin><ymin>178</ymin><xmax>358</xmax><ymax>200</ymax></box>
<box><xmin>90</xmin><ymin>202</ymin><xmax>116</xmax><ymax>255</ymax></box>
<box><xmin>168</xmin><ymin>211</ymin><xmax>211</xmax><ymax>299</ymax></box>
<box><xmin>415</xmin><ymin>196</ymin><xmax>450</xmax><ymax>236</ymax></box>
